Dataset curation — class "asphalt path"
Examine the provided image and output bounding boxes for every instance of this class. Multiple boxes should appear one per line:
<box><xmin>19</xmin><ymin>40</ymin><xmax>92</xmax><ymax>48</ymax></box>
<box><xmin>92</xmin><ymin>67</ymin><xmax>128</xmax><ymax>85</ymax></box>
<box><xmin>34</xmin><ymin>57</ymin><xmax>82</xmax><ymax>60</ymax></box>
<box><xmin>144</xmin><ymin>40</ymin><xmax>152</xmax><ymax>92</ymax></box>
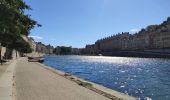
<box><xmin>14</xmin><ymin>58</ymin><xmax>110</xmax><ymax>100</ymax></box>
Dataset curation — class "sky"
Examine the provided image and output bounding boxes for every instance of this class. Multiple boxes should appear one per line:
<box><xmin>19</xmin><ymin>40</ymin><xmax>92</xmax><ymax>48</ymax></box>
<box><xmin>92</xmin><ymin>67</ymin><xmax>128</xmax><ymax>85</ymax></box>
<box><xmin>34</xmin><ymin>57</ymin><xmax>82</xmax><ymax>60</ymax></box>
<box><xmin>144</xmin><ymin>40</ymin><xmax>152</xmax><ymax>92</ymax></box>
<box><xmin>25</xmin><ymin>0</ymin><xmax>170</xmax><ymax>48</ymax></box>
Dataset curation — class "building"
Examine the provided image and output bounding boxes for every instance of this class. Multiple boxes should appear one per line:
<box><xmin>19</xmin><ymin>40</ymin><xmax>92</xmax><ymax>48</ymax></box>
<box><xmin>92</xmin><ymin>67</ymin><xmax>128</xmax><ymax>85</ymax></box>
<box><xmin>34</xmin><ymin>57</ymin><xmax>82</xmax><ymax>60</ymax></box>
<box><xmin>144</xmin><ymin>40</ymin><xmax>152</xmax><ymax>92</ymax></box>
<box><xmin>71</xmin><ymin>48</ymin><xmax>80</xmax><ymax>55</ymax></box>
<box><xmin>36</xmin><ymin>42</ymin><xmax>48</xmax><ymax>54</ymax></box>
<box><xmin>94</xmin><ymin>32</ymin><xmax>131</xmax><ymax>52</ymax></box>
<box><xmin>22</xmin><ymin>35</ymin><xmax>36</xmax><ymax>52</ymax></box>
<box><xmin>46</xmin><ymin>44</ymin><xmax>54</xmax><ymax>54</ymax></box>
<box><xmin>84</xmin><ymin>17</ymin><xmax>170</xmax><ymax>55</ymax></box>
<box><xmin>28</xmin><ymin>37</ymin><xmax>36</xmax><ymax>52</ymax></box>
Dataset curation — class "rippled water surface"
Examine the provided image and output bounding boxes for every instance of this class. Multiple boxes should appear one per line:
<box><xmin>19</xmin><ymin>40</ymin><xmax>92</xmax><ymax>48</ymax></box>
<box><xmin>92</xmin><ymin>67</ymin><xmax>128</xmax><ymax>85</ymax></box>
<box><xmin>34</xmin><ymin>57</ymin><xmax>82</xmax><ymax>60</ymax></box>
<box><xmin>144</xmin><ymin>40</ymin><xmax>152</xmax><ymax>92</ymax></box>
<box><xmin>43</xmin><ymin>55</ymin><xmax>170</xmax><ymax>100</ymax></box>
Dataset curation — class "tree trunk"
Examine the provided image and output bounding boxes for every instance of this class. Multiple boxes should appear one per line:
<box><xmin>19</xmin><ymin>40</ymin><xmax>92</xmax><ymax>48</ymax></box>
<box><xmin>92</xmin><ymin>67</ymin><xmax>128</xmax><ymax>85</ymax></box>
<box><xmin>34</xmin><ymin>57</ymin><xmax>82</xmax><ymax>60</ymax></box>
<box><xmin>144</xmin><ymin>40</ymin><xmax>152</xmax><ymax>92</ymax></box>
<box><xmin>0</xmin><ymin>47</ymin><xmax>2</xmax><ymax>65</ymax></box>
<box><xmin>16</xmin><ymin>50</ymin><xmax>17</xmax><ymax>59</ymax></box>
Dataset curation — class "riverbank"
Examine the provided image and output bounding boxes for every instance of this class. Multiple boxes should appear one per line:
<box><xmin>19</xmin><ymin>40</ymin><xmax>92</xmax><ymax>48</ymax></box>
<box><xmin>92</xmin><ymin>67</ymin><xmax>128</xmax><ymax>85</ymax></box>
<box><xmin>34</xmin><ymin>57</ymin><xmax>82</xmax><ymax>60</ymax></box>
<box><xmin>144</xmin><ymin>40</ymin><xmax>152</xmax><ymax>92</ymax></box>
<box><xmin>13</xmin><ymin>57</ymin><xmax>136</xmax><ymax>100</ymax></box>
<box><xmin>97</xmin><ymin>50</ymin><xmax>170</xmax><ymax>58</ymax></box>
<box><xmin>39</xmin><ymin>62</ymin><xmax>137</xmax><ymax>100</ymax></box>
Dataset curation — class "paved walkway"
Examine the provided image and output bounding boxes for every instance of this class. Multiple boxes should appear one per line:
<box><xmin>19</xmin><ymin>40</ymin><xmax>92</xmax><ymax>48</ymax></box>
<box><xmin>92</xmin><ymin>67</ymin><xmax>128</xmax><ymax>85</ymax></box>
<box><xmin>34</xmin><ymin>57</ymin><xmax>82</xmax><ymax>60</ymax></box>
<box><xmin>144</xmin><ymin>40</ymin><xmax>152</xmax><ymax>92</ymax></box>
<box><xmin>0</xmin><ymin>63</ymin><xmax>9</xmax><ymax>77</ymax></box>
<box><xmin>14</xmin><ymin>58</ymin><xmax>110</xmax><ymax>100</ymax></box>
<box><xmin>0</xmin><ymin>60</ymin><xmax>17</xmax><ymax>100</ymax></box>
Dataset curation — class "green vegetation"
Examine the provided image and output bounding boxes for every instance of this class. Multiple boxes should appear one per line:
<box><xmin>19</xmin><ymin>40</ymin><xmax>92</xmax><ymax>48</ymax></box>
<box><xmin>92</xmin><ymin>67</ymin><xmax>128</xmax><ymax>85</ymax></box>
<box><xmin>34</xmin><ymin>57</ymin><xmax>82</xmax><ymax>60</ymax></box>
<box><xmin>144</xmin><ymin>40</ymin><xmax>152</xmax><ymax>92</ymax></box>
<box><xmin>53</xmin><ymin>46</ymin><xmax>72</xmax><ymax>55</ymax></box>
<box><xmin>0</xmin><ymin>0</ymin><xmax>40</xmax><ymax>60</ymax></box>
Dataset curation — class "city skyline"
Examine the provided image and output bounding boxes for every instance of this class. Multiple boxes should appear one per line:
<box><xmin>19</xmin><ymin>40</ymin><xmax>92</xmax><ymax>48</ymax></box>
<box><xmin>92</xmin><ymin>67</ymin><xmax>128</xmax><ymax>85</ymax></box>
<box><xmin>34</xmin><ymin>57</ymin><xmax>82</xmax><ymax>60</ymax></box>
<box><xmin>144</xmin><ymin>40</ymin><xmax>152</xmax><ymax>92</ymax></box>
<box><xmin>25</xmin><ymin>0</ymin><xmax>170</xmax><ymax>48</ymax></box>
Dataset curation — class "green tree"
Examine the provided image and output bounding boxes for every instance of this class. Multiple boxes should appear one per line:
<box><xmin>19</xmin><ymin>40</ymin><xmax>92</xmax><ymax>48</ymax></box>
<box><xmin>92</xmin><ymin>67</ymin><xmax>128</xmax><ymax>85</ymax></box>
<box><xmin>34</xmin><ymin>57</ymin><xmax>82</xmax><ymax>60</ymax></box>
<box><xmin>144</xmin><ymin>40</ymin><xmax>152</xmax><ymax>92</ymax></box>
<box><xmin>0</xmin><ymin>0</ymin><xmax>40</xmax><ymax>61</ymax></box>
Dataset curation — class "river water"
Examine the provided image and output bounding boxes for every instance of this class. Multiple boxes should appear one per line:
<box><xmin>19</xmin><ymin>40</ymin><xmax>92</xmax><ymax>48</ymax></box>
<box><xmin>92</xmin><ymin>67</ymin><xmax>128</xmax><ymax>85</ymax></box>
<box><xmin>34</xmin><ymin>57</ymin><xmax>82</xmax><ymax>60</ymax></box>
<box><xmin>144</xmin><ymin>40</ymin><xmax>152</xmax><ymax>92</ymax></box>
<box><xmin>43</xmin><ymin>55</ymin><xmax>170</xmax><ymax>100</ymax></box>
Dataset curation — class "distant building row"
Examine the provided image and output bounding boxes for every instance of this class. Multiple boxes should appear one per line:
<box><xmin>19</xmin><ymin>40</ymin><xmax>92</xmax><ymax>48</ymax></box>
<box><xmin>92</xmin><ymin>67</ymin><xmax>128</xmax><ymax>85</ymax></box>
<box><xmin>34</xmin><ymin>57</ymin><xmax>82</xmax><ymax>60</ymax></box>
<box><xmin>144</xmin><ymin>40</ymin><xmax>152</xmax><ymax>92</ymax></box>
<box><xmin>22</xmin><ymin>35</ymin><xmax>54</xmax><ymax>54</ymax></box>
<box><xmin>35</xmin><ymin>42</ymin><xmax>54</xmax><ymax>54</ymax></box>
<box><xmin>84</xmin><ymin>17</ymin><xmax>170</xmax><ymax>54</ymax></box>
<box><xmin>53</xmin><ymin>46</ymin><xmax>80</xmax><ymax>55</ymax></box>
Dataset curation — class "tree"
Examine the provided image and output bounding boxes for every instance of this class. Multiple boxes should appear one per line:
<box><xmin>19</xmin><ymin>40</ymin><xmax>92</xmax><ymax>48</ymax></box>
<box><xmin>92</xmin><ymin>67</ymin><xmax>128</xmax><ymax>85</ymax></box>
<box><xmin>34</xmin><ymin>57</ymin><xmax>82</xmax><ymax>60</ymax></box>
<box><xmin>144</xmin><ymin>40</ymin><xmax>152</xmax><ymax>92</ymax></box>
<box><xmin>0</xmin><ymin>0</ymin><xmax>40</xmax><ymax>60</ymax></box>
<box><xmin>8</xmin><ymin>35</ymin><xmax>32</xmax><ymax>53</ymax></box>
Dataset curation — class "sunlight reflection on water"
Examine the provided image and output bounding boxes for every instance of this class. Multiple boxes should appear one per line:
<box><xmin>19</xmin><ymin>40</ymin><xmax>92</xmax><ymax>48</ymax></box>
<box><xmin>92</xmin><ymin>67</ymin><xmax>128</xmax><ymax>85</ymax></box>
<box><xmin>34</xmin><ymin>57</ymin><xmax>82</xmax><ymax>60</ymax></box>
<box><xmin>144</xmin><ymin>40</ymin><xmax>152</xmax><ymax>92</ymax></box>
<box><xmin>43</xmin><ymin>55</ymin><xmax>170</xmax><ymax>100</ymax></box>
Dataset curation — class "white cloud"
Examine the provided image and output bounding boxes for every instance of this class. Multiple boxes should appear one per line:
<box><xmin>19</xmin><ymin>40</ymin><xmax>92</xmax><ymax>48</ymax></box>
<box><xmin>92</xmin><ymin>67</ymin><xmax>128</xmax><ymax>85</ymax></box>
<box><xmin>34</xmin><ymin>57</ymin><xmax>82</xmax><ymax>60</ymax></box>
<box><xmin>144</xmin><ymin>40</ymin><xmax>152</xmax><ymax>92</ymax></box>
<box><xmin>130</xmin><ymin>29</ymin><xmax>139</xmax><ymax>33</ymax></box>
<box><xmin>28</xmin><ymin>35</ymin><xmax>43</xmax><ymax>40</ymax></box>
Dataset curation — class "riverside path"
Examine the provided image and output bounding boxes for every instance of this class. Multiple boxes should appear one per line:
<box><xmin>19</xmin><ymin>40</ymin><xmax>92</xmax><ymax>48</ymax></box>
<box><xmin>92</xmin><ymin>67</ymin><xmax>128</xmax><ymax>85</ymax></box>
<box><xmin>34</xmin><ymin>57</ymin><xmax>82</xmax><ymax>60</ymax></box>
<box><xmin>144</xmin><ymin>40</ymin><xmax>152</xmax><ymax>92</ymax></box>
<box><xmin>14</xmin><ymin>58</ymin><xmax>111</xmax><ymax>100</ymax></box>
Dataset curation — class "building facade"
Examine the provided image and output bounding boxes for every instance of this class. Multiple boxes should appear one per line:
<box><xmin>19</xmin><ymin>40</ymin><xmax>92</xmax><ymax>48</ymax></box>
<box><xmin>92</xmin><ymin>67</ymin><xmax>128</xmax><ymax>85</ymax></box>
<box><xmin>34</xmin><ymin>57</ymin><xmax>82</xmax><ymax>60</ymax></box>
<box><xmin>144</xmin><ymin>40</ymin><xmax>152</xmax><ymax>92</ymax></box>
<box><xmin>85</xmin><ymin>17</ymin><xmax>170</xmax><ymax>54</ymax></box>
<box><xmin>36</xmin><ymin>42</ymin><xmax>54</xmax><ymax>54</ymax></box>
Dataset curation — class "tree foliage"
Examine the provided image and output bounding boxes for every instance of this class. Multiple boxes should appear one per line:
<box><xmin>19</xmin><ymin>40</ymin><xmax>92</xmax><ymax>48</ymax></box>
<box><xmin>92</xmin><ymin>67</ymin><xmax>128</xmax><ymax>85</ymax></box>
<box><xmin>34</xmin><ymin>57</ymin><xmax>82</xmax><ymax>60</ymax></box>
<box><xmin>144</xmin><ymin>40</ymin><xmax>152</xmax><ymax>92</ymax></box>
<box><xmin>0</xmin><ymin>0</ymin><xmax>39</xmax><ymax>53</ymax></box>
<box><xmin>53</xmin><ymin>46</ymin><xmax>72</xmax><ymax>55</ymax></box>
<box><xmin>7</xmin><ymin>35</ymin><xmax>32</xmax><ymax>53</ymax></box>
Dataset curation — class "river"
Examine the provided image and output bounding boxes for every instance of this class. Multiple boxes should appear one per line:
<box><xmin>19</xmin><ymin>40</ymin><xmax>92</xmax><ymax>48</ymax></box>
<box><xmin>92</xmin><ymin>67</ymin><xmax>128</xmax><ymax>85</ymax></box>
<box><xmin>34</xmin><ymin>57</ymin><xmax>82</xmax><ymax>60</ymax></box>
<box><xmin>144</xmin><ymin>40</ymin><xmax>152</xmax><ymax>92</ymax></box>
<box><xmin>43</xmin><ymin>55</ymin><xmax>170</xmax><ymax>100</ymax></box>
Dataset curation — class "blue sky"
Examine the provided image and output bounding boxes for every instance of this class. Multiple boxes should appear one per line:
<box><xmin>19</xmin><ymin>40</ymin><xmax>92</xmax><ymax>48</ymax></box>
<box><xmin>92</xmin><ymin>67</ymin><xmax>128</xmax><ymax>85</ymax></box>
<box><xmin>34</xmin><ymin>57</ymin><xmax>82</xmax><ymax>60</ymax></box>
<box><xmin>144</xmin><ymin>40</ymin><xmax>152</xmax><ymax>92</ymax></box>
<box><xmin>25</xmin><ymin>0</ymin><xmax>170</xmax><ymax>48</ymax></box>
